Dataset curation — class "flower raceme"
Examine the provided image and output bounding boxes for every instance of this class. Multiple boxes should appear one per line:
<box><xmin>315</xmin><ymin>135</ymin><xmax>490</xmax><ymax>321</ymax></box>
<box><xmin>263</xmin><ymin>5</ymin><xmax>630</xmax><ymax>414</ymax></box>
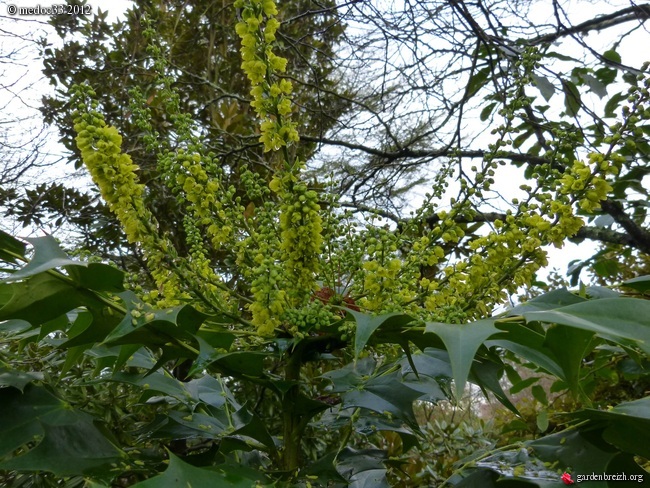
<box><xmin>234</xmin><ymin>0</ymin><xmax>298</xmax><ymax>152</ymax></box>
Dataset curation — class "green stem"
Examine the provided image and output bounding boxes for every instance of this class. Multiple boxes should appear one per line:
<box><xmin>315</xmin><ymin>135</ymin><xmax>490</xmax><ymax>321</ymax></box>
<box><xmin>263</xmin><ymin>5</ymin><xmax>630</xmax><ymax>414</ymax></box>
<box><xmin>281</xmin><ymin>348</ymin><xmax>302</xmax><ymax>472</ymax></box>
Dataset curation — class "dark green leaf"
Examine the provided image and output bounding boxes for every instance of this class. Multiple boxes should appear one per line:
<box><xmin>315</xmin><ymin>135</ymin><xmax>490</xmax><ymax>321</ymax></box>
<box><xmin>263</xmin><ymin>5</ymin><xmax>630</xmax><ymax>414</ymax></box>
<box><xmin>524</xmin><ymin>298</ymin><xmax>650</xmax><ymax>354</ymax></box>
<box><xmin>102</xmin><ymin>292</ymin><xmax>205</xmax><ymax>351</ymax></box>
<box><xmin>131</xmin><ymin>452</ymin><xmax>269</xmax><ymax>487</ymax></box>
<box><xmin>0</xmin><ymin>230</ymin><xmax>26</xmax><ymax>264</ymax></box>
<box><xmin>585</xmin><ymin>285</ymin><xmax>620</xmax><ymax>299</ymax></box>
<box><xmin>322</xmin><ymin>359</ymin><xmax>422</xmax><ymax>422</ymax></box>
<box><xmin>480</xmin><ymin>102</ymin><xmax>497</xmax><ymax>121</ymax></box>
<box><xmin>0</xmin><ymin>273</ymin><xmax>83</xmax><ymax>324</ymax></box>
<box><xmin>621</xmin><ymin>275</ymin><xmax>650</xmax><ymax>292</ymax></box>
<box><xmin>531</xmin><ymin>73</ymin><xmax>555</xmax><ymax>102</ymax></box>
<box><xmin>466</xmin><ymin>66</ymin><xmax>491</xmax><ymax>98</ymax></box>
<box><xmin>531</xmin><ymin>385</ymin><xmax>548</xmax><ymax>406</ymax></box>
<box><xmin>336</xmin><ymin>448</ymin><xmax>388</xmax><ymax>488</ymax></box>
<box><xmin>425</xmin><ymin>319</ymin><xmax>499</xmax><ymax>398</ymax></box>
<box><xmin>232</xmin><ymin>408</ymin><xmax>277</xmax><ymax>452</ymax></box>
<box><xmin>4</xmin><ymin>235</ymin><xmax>81</xmax><ymax>282</ymax></box>
<box><xmin>604</xmin><ymin>92</ymin><xmax>625</xmax><ymax>118</ymax></box>
<box><xmin>562</xmin><ymin>79</ymin><xmax>581</xmax><ymax>117</ymax></box>
<box><xmin>348</xmin><ymin>310</ymin><xmax>414</xmax><ymax>359</ymax></box>
<box><xmin>506</xmin><ymin>288</ymin><xmax>585</xmax><ymax>315</ymax></box>
<box><xmin>65</xmin><ymin>262</ymin><xmax>124</xmax><ymax>292</ymax></box>
<box><xmin>472</xmin><ymin>448</ymin><xmax>561</xmax><ymax>486</ymax></box>
<box><xmin>602</xmin><ymin>49</ymin><xmax>621</xmax><ymax>64</ymax></box>
<box><xmin>0</xmin><ymin>319</ymin><xmax>31</xmax><ymax>335</ymax></box>
<box><xmin>209</xmin><ymin>351</ymin><xmax>268</xmax><ymax>378</ymax></box>
<box><xmin>596</xmin><ymin>66</ymin><xmax>618</xmax><ymax>86</ymax></box>
<box><xmin>470</xmin><ymin>356</ymin><xmax>519</xmax><ymax>415</ymax></box>
<box><xmin>0</xmin><ymin>369</ymin><xmax>43</xmax><ymax>392</ymax></box>
<box><xmin>573</xmin><ymin>396</ymin><xmax>650</xmax><ymax>458</ymax></box>
<box><xmin>530</xmin><ymin>428</ymin><xmax>646</xmax><ymax>483</ymax></box>
<box><xmin>0</xmin><ymin>384</ymin><xmax>122</xmax><ymax>475</ymax></box>
<box><xmin>509</xmin><ymin>376</ymin><xmax>539</xmax><ymax>395</ymax></box>
<box><xmin>489</xmin><ymin>323</ymin><xmax>563</xmax><ymax>379</ymax></box>
<box><xmin>543</xmin><ymin>324</ymin><xmax>594</xmax><ymax>396</ymax></box>
<box><xmin>110</xmin><ymin>371</ymin><xmax>192</xmax><ymax>404</ymax></box>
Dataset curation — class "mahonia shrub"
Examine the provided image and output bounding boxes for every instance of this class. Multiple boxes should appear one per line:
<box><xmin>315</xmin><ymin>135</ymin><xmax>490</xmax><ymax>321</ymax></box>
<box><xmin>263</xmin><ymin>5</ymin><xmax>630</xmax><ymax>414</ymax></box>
<box><xmin>3</xmin><ymin>0</ymin><xmax>650</xmax><ymax>486</ymax></box>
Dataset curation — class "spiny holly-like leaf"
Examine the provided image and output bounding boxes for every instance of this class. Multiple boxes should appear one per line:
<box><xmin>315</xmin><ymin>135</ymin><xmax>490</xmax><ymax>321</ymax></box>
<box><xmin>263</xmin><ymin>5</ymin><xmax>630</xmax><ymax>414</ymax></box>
<box><xmin>336</xmin><ymin>448</ymin><xmax>389</xmax><ymax>488</ymax></box>
<box><xmin>61</xmin><ymin>307</ymin><xmax>122</xmax><ymax>349</ymax></box>
<box><xmin>470</xmin><ymin>356</ymin><xmax>519</xmax><ymax>415</ymax></box>
<box><xmin>208</xmin><ymin>351</ymin><xmax>269</xmax><ymax>378</ymax></box>
<box><xmin>506</xmin><ymin>288</ymin><xmax>585</xmax><ymax>315</ymax></box>
<box><xmin>0</xmin><ymin>273</ymin><xmax>83</xmax><ymax>324</ymax></box>
<box><xmin>4</xmin><ymin>235</ymin><xmax>81</xmax><ymax>281</ymax></box>
<box><xmin>543</xmin><ymin>324</ymin><xmax>594</xmax><ymax>397</ymax></box>
<box><xmin>573</xmin><ymin>396</ymin><xmax>650</xmax><ymax>459</ymax></box>
<box><xmin>470</xmin><ymin>448</ymin><xmax>562</xmax><ymax>486</ymax></box>
<box><xmin>0</xmin><ymin>369</ymin><xmax>43</xmax><ymax>392</ymax></box>
<box><xmin>65</xmin><ymin>262</ymin><xmax>124</xmax><ymax>292</ymax></box>
<box><xmin>524</xmin><ymin>298</ymin><xmax>650</xmax><ymax>354</ymax></box>
<box><xmin>487</xmin><ymin>322</ymin><xmax>564</xmax><ymax>379</ymax></box>
<box><xmin>131</xmin><ymin>452</ymin><xmax>270</xmax><ymax>487</ymax></box>
<box><xmin>348</xmin><ymin>310</ymin><xmax>415</xmax><ymax>359</ymax></box>
<box><xmin>529</xmin><ymin>428</ymin><xmax>647</xmax><ymax>483</ymax></box>
<box><xmin>322</xmin><ymin>358</ymin><xmax>424</xmax><ymax>422</ymax></box>
<box><xmin>425</xmin><ymin>319</ymin><xmax>499</xmax><ymax>398</ymax></box>
<box><xmin>102</xmin><ymin>291</ymin><xmax>206</xmax><ymax>350</ymax></box>
<box><xmin>0</xmin><ymin>384</ymin><xmax>122</xmax><ymax>476</ymax></box>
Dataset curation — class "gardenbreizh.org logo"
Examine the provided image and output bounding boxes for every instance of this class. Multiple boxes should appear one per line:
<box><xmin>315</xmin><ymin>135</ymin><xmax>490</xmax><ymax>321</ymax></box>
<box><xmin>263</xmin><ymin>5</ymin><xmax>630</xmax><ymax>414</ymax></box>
<box><xmin>562</xmin><ymin>471</ymin><xmax>645</xmax><ymax>484</ymax></box>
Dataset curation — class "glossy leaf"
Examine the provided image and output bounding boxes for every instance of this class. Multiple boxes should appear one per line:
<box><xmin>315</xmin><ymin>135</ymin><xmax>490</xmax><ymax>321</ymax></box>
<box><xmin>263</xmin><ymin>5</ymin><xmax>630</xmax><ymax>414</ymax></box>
<box><xmin>573</xmin><ymin>396</ymin><xmax>650</xmax><ymax>459</ymax></box>
<box><xmin>0</xmin><ymin>230</ymin><xmax>26</xmax><ymax>264</ymax></box>
<box><xmin>0</xmin><ymin>273</ymin><xmax>83</xmax><ymax>324</ymax></box>
<box><xmin>529</xmin><ymin>428</ymin><xmax>646</xmax><ymax>483</ymax></box>
<box><xmin>487</xmin><ymin>323</ymin><xmax>564</xmax><ymax>378</ymax></box>
<box><xmin>621</xmin><ymin>274</ymin><xmax>650</xmax><ymax>292</ymax></box>
<box><xmin>131</xmin><ymin>452</ymin><xmax>269</xmax><ymax>487</ymax></box>
<box><xmin>470</xmin><ymin>355</ymin><xmax>519</xmax><ymax>415</ymax></box>
<box><xmin>65</xmin><ymin>262</ymin><xmax>124</xmax><ymax>292</ymax></box>
<box><xmin>543</xmin><ymin>324</ymin><xmax>594</xmax><ymax>396</ymax></box>
<box><xmin>507</xmin><ymin>288</ymin><xmax>585</xmax><ymax>315</ymax></box>
<box><xmin>103</xmin><ymin>291</ymin><xmax>205</xmax><ymax>347</ymax></box>
<box><xmin>0</xmin><ymin>369</ymin><xmax>43</xmax><ymax>392</ymax></box>
<box><xmin>0</xmin><ymin>384</ymin><xmax>122</xmax><ymax>475</ymax></box>
<box><xmin>322</xmin><ymin>358</ymin><xmax>423</xmax><ymax>422</ymax></box>
<box><xmin>336</xmin><ymin>448</ymin><xmax>389</xmax><ymax>488</ymax></box>
<box><xmin>4</xmin><ymin>235</ymin><xmax>82</xmax><ymax>282</ymax></box>
<box><xmin>425</xmin><ymin>319</ymin><xmax>499</xmax><ymax>398</ymax></box>
<box><xmin>348</xmin><ymin>310</ymin><xmax>414</xmax><ymax>359</ymax></box>
<box><xmin>524</xmin><ymin>298</ymin><xmax>650</xmax><ymax>354</ymax></box>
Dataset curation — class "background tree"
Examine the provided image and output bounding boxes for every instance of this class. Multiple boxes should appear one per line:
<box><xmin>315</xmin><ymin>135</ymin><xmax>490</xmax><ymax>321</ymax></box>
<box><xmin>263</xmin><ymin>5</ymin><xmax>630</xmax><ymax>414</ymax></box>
<box><xmin>7</xmin><ymin>0</ymin><xmax>346</xmax><ymax>275</ymax></box>
<box><xmin>310</xmin><ymin>0</ymin><xmax>650</xmax><ymax>283</ymax></box>
<box><xmin>0</xmin><ymin>13</ymin><xmax>67</xmax><ymax>235</ymax></box>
